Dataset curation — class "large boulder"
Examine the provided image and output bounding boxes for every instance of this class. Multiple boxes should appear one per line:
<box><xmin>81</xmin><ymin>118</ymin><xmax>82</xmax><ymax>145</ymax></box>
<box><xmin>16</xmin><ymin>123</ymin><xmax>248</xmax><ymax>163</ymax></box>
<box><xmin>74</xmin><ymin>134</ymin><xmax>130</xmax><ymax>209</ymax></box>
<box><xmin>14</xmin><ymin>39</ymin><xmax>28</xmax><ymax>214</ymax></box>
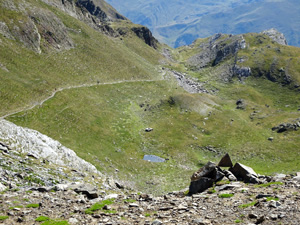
<box><xmin>218</xmin><ymin>153</ymin><xmax>233</xmax><ymax>168</ymax></box>
<box><xmin>73</xmin><ymin>183</ymin><xmax>99</xmax><ymax>199</ymax></box>
<box><xmin>189</xmin><ymin>177</ymin><xmax>214</xmax><ymax>195</ymax></box>
<box><xmin>189</xmin><ymin>162</ymin><xmax>224</xmax><ymax>194</ymax></box>
<box><xmin>229</xmin><ymin>163</ymin><xmax>259</xmax><ymax>183</ymax></box>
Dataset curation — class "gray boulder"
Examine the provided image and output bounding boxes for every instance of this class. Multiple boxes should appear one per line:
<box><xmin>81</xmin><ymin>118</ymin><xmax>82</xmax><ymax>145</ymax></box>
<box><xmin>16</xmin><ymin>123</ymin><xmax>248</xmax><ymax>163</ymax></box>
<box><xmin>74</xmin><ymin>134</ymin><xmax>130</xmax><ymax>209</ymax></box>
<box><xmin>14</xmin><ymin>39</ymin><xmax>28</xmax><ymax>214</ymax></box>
<box><xmin>229</xmin><ymin>163</ymin><xmax>259</xmax><ymax>183</ymax></box>
<box><xmin>73</xmin><ymin>183</ymin><xmax>99</xmax><ymax>199</ymax></box>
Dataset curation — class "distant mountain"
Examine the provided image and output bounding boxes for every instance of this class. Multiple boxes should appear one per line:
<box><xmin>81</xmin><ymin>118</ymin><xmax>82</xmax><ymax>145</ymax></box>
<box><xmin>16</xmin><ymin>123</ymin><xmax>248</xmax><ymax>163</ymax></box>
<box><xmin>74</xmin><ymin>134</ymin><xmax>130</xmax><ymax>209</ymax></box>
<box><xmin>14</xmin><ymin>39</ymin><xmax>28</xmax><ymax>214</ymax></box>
<box><xmin>105</xmin><ymin>0</ymin><xmax>300</xmax><ymax>48</ymax></box>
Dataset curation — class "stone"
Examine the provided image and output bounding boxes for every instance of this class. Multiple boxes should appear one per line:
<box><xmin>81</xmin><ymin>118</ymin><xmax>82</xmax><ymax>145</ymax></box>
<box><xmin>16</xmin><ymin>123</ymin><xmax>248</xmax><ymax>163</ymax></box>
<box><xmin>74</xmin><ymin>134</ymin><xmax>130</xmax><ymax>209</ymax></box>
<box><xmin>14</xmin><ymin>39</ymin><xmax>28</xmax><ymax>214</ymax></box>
<box><xmin>31</xmin><ymin>186</ymin><xmax>52</xmax><ymax>192</ymax></box>
<box><xmin>74</xmin><ymin>184</ymin><xmax>98</xmax><ymax>199</ymax></box>
<box><xmin>151</xmin><ymin>220</ymin><xmax>163</xmax><ymax>225</ymax></box>
<box><xmin>270</xmin><ymin>214</ymin><xmax>278</xmax><ymax>220</ymax></box>
<box><xmin>68</xmin><ymin>218</ymin><xmax>79</xmax><ymax>224</ymax></box>
<box><xmin>256</xmin><ymin>216</ymin><xmax>265</xmax><ymax>224</ymax></box>
<box><xmin>192</xmin><ymin>218</ymin><xmax>212</xmax><ymax>225</ymax></box>
<box><xmin>224</xmin><ymin>170</ymin><xmax>237</xmax><ymax>181</ymax></box>
<box><xmin>189</xmin><ymin>177</ymin><xmax>214</xmax><ymax>195</ymax></box>
<box><xmin>129</xmin><ymin>203</ymin><xmax>139</xmax><ymax>208</ymax></box>
<box><xmin>293</xmin><ymin>176</ymin><xmax>300</xmax><ymax>181</ymax></box>
<box><xmin>229</xmin><ymin>163</ymin><xmax>258</xmax><ymax>183</ymax></box>
<box><xmin>273</xmin><ymin>173</ymin><xmax>286</xmax><ymax>181</ymax></box>
<box><xmin>269</xmin><ymin>200</ymin><xmax>281</xmax><ymax>208</ymax></box>
<box><xmin>215</xmin><ymin>183</ymin><xmax>241</xmax><ymax>191</ymax></box>
<box><xmin>236</xmin><ymin>99</ymin><xmax>246</xmax><ymax>110</ymax></box>
<box><xmin>145</xmin><ymin>128</ymin><xmax>153</xmax><ymax>132</ymax></box>
<box><xmin>189</xmin><ymin>162</ymin><xmax>225</xmax><ymax>194</ymax></box>
<box><xmin>191</xmin><ymin>162</ymin><xmax>218</xmax><ymax>181</ymax></box>
<box><xmin>248</xmin><ymin>213</ymin><xmax>258</xmax><ymax>219</ymax></box>
<box><xmin>0</xmin><ymin>183</ymin><xmax>7</xmax><ymax>192</ymax></box>
<box><xmin>55</xmin><ymin>184</ymin><xmax>69</xmax><ymax>191</ymax></box>
<box><xmin>256</xmin><ymin>194</ymin><xmax>272</xmax><ymax>199</ymax></box>
<box><xmin>104</xmin><ymin>194</ymin><xmax>118</xmax><ymax>200</ymax></box>
<box><xmin>218</xmin><ymin>153</ymin><xmax>233</xmax><ymax>167</ymax></box>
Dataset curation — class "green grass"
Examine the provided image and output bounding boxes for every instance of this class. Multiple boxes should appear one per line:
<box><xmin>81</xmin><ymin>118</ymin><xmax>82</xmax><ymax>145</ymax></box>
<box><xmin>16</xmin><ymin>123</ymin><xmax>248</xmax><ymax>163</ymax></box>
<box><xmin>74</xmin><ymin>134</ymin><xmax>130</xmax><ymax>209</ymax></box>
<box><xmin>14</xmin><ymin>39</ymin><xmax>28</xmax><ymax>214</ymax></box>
<box><xmin>218</xmin><ymin>193</ymin><xmax>234</xmax><ymax>198</ymax></box>
<box><xmin>254</xmin><ymin>182</ymin><xmax>283</xmax><ymax>188</ymax></box>
<box><xmin>124</xmin><ymin>199</ymin><xmax>136</xmax><ymax>203</ymax></box>
<box><xmin>239</xmin><ymin>201</ymin><xmax>257</xmax><ymax>208</ymax></box>
<box><xmin>9</xmin><ymin>205</ymin><xmax>23</xmax><ymax>209</ymax></box>
<box><xmin>266</xmin><ymin>197</ymin><xmax>279</xmax><ymax>201</ymax></box>
<box><xmin>26</xmin><ymin>203</ymin><xmax>40</xmax><ymax>208</ymax></box>
<box><xmin>85</xmin><ymin>199</ymin><xmax>115</xmax><ymax>215</ymax></box>
<box><xmin>0</xmin><ymin>216</ymin><xmax>9</xmax><ymax>221</ymax></box>
<box><xmin>35</xmin><ymin>216</ymin><xmax>50</xmax><ymax>222</ymax></box>
<box><xmin>41</xmin><ymin>220</ymin><xmax>69</xmax><ymax>225</ymax></box>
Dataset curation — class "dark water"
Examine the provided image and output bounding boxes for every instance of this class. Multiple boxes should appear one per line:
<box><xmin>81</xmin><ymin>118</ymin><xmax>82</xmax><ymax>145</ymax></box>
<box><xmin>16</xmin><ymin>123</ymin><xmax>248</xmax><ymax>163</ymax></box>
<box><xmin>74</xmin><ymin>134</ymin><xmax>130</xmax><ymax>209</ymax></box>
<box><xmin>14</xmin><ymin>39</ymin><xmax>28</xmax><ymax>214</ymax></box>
<box><xmin>143</xmin><ymin>155</ymin><xmax>165</xmax><ymax>162</ymax></box>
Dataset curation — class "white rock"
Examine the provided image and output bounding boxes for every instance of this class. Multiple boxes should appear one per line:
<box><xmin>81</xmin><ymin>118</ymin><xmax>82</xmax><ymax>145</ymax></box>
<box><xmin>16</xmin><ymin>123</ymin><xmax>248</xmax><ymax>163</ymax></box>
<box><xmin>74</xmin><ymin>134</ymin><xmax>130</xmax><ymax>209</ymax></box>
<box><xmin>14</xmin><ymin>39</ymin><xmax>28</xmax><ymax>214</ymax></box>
<box><xmin>104</xmin><ymin>194</ymin><xmax>118</xmax><ymax>200</ymax></box>
<box><xmin>0</xmin><ymin>183</ymin><xmax>7</xmax><ymax>192</ymax></box>
<box><xmin>0</xmin><ymin>119</ymin><xmax>101</xmax><ymax>175</ymax></box>
<box><xmin>68</xmin><ymin>218</ymin><xmax>79</xmax><ymax>224</ymax></box>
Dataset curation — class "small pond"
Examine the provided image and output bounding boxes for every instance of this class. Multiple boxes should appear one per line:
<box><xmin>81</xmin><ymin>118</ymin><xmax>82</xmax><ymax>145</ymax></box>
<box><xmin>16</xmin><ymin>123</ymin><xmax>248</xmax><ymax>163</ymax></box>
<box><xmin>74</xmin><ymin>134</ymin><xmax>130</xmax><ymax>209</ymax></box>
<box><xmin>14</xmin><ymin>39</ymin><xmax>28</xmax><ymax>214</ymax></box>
<box><xmin>143</xmin><ymin>155</ymin><xmax>165</xmax><ymax>162</ymax></box>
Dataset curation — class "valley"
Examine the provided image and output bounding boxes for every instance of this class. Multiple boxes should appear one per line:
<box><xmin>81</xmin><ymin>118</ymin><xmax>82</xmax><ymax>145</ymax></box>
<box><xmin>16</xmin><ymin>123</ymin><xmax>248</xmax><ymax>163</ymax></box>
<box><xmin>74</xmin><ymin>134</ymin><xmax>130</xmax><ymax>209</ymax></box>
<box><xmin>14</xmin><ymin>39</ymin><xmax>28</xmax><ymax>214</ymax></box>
<box><xmin>0</xmin><ymin>0</ymin><xmax>300</xmax><ymax>208</ymax></box>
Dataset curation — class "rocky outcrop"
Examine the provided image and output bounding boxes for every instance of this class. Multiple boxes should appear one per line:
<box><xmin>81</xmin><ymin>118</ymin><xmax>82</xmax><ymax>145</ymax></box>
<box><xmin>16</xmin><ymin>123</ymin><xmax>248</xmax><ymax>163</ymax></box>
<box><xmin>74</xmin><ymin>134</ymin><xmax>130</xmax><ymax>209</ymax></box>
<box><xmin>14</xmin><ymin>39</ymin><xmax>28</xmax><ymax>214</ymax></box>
<box><xmin>234</xmin><ymin>65</ymin><xmax>251</xmax><ymax>78</ymax></box>
<box><xmin>30</xmin><ymin>9</ymin><xmax>74</xmax><ymax>51</ymax></box>
<box><xmin>0</xmin><ymin>119</ymin><xmax>99</xmax><ymax>174</ymax></box>
<box><xmin>187</xmin><ymin>34</ymin><xmax>246</xmax><ymax>70</ymax></box>
<box><xmin>262</xmin><ymin>28</ymin><xmax>288</xmax><ymax>45</ymax></box>
<box><xmin>236</xmin><ymin>99</ymin><xmax>246</xmax><ymax>110</ymax></box>
<box><xmin>0</xmin><ymin>2</ymin><xmax>74</xmax><ymax>53</ymax></box>
<box><xmin>131</xmin><ymin>26</ymin><xmax>158</xmax><ymax>49</ymax></box>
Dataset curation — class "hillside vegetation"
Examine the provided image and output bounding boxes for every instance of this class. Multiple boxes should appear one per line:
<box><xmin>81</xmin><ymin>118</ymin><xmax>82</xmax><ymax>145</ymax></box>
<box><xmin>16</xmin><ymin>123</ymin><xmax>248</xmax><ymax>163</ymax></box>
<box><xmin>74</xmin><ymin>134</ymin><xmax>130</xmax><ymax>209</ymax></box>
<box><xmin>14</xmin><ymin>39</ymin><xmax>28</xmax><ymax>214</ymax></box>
<box><xmin>1</xmin><ymin>0</ymin><xmax>300</xmax><ymax>195</ymax></box>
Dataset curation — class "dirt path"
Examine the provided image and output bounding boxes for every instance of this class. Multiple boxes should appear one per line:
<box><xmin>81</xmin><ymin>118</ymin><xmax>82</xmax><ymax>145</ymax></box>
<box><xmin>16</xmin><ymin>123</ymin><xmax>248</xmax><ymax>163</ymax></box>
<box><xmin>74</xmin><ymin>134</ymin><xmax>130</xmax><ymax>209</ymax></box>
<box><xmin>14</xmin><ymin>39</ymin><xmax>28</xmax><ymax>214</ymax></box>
<box><xmin>0</xmin><ymin>78</ymin><xmax>163</xmax><ymax>119</ymax></box>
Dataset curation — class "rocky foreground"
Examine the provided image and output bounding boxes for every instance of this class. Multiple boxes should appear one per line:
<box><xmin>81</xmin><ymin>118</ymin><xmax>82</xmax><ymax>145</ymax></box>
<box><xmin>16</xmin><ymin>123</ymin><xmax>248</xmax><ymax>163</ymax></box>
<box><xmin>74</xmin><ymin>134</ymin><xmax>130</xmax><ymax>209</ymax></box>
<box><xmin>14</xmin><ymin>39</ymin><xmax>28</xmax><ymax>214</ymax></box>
<box><xmin>0</xmin><ymin>175</ymin><xmax>300</xmax><ymax>225</ymax></box>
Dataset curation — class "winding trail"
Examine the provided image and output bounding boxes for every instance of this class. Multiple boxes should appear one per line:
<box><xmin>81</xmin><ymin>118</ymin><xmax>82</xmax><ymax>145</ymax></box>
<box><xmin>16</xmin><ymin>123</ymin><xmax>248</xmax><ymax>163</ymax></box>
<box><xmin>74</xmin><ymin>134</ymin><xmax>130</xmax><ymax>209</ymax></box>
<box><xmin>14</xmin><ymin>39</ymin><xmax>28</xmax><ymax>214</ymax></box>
<box><xmin>0</xmin><ymin>78</ymin><xmax>164</xmax><ymax>120</ymax></box>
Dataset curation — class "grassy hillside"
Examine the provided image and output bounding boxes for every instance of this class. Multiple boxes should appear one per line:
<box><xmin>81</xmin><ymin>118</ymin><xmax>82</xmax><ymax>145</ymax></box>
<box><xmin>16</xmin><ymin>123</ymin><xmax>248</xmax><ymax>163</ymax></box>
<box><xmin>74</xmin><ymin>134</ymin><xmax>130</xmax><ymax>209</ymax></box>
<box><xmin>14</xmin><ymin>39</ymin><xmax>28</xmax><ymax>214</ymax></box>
<box><xmin>1</xmin><ymin>0</ymin><xmax>300</xmax><ymax>195</ymax></box>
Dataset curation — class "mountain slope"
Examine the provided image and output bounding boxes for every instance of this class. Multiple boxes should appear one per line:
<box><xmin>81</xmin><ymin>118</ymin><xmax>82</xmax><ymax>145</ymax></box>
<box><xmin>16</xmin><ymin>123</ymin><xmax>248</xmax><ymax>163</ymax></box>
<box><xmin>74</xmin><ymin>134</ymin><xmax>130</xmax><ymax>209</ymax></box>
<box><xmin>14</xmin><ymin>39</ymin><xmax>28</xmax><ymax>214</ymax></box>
<box><xmin>1</xmin><ymin>0</ymin><xmax>300</xmax><ymax>196</ymax></box>
<box><xmin>106</xmin><ymin>0</ymin><xmax>300</xmax><ymax>48</ymax></box>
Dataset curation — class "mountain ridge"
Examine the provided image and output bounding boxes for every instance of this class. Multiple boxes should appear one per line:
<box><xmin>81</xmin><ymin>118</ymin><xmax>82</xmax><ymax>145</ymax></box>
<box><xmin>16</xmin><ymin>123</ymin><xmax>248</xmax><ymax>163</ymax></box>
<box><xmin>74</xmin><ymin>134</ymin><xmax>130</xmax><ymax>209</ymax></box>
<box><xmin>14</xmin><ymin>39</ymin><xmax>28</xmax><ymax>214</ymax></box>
<box><xmin>106</xmin><ymin>0</ymin><xmax>300</xmax><ymax>48</ymax></box>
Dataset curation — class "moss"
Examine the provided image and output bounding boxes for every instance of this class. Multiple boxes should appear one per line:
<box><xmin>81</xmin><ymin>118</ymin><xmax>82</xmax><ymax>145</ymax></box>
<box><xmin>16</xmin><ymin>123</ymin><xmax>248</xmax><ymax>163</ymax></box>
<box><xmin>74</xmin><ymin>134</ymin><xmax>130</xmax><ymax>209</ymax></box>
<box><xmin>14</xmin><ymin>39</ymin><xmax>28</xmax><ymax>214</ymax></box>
<box><xmin>85</xmin><ymin>199</ymin><xmax>115</xmax><ymax>215</ymax></box>
<box><xmin>254</xmin><ymin>182</ymin><xmax>283</xmax><ymax>188</ymax></box>
<box><xmin>266</xmin><ymin>197</ymin><xmax>279</xmax><ymax>201</ymax></box>
<box><xmin>41</xmin><ymin>220</ymin><xmax>69</xmax><ymax>225</ymax></box>
<box><xmin>218</xmin><ymin>193</ymin><xmax>234</xmax><ymax>198</ymax></box>
<box><xmin>26</xmin><ymin>203</ymin><xmax>40</xmax><ymax>208</ymax></box>
<box><xmin>123</xmin><ymin>199</ymin><xmax>136</xmax><ymax>203</ymax></box>
<box><xmin>35</xmin><ymin>216</ymin><xmax>50</xmax><ymax>222</ymax></box>
<box><xmin>0</xmin><ymin>216</ymin><xmax>9</xmax><ymax>221</ymax></box>
<box><xmin>239</xmin><ymin>201</ymin><xmax>257</xmax><ymax>208</ymax></box>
